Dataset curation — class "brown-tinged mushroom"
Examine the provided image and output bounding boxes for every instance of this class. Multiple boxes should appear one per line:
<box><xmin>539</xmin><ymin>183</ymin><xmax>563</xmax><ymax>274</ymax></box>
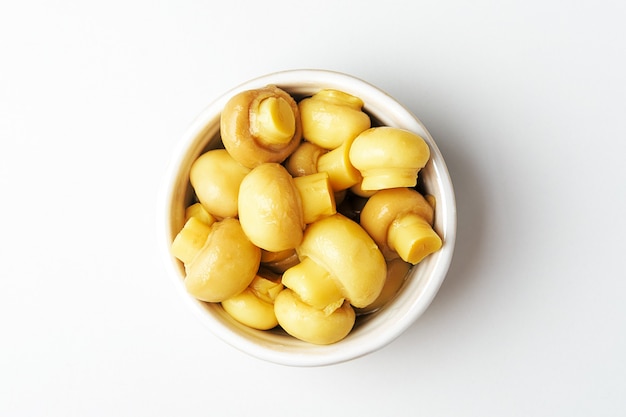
<box><xmin>359</xmin><ymin>187</ymin><xmax>441</xmax><ymax>265</ymax></box>
<box><xmin>220</xmin><ymin>85</ymin><xmax>302</xmax><ymax>169</ymax></box>
<box><xmin>284</xmin><ymin>141</ymin><xmax>327</xmax><ymax>177</ymax></box>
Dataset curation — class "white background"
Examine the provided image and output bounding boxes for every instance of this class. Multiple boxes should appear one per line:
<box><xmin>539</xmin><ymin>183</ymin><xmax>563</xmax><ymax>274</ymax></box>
<box><xmin>1</xmin><ymin>0</ymin><xmax>625</xmax><ymax>416</ymax></box>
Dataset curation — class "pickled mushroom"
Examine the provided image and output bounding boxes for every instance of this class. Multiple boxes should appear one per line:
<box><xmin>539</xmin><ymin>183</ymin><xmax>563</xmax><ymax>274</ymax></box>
<box><xmin>184</xmin><ymin>218</ymin><xmax>261</xmax><ymax>303</ymax></box>
<box><xmin>359</xmin><ymin>187</ymin><xmax>441</xmax><ymax>264</ymax></box>
<box><xmin>220</xmin><ymin>85</ymin><xmax>302</xmax><ymax>169</ymax></box>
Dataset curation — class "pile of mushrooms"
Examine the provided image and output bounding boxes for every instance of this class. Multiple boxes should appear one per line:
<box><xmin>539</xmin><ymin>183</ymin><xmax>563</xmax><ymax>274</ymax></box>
<box><xmin>170</xmin><ymin>85</ymin><xmax>443</xmax><ymax>345</ymax></box>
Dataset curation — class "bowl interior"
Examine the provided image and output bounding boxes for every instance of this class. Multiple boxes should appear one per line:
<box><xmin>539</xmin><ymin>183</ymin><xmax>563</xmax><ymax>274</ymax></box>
<box><xmin>162</xmin><ymin>69</ymin><xmax>456</xmax><ymax>366</ymax></box>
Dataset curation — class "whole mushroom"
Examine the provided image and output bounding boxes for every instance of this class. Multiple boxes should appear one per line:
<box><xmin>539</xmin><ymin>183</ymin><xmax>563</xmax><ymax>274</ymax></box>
<box><xmin>359</xmin><ymin>187</ymin><xmax>441</xmax><ymax>265</ymax></box>
<box><xmin>184</xmin><ymin>218</ymin><xmax>261</xmax><ymax>303</ymax></box>
<box><xmin>220</xmin><ymin>85</ymin><xmax>302</xmax><ymax>169</ymax></box>
<box><xmin>221</xmin><ymin>273</ymin><xmax>283</xmax><ymax>330</ymax></box>
<box><xmin>284</xmin><ymin>141</ymin><xmax>327</xmax><ymax>177</ymax></box>
<box><xmin>298</xmin><ymin>89</ymin><xmax>371</xmax><ymax>150</ymax></box>
<box><xmin>274</xmin><ymin>289</ymin><xmax>355</xmax><ymax>345</ymax></box>
<box><xmin>238</xmin><ymin>163</ymin><xmax>305</xmax><ymax>252</ymax></box>
<box><xmin>349</xmin><ymin>127</ymin><xmax>430</xmax><ymax>191</ymax></box>
<box><xmin>283</xmin><ymin>213</ymin><xmax>387</xmax><ymax>309</ymax></box>
<box><xmin>275</xmin><ymin>213</ymin><xmax>387</xmax><ymax>344</ymax></box>
<box><xmin>189</xmin><ymin>149</ymin><xmax>250</xmax><ymax>219</ymax></box>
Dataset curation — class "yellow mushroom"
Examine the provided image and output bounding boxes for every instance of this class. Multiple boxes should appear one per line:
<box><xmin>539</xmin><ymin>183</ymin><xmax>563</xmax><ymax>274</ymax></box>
<box><xmin>170</xmin><ymin>203</ymin><xmax>217</xmax><ymax>265</ymax></box>
<box><xmin>287</xmin><ymin>213</ymin><xmax>387</xmax><ymax>309</ymax></box>
<box><xmin>238</xmin><ymin>163</ymin><xmax>304</xmax><ymax>252</ymax></box>
<box><xmin>189</xmin><ymin>149</ymin><xmax>250</xmax><ymax>219</ymax></box>
<box><xmin>220</xmin><ymin>85</ymin><xmax>302</xmax><ymax>169</ymax></box>
<box><xmin>349</xmin><ymin>127</ymin><xmax>430</xmax><ymax>191</ymax></box>
<box><xmin>284</xmin><ymin>141</ymin><xmax>327</xmax><ymax>177</ymax></box>
<box><xmin>298</xmin><ymin>89</ymin><xmax>371</xmax><ymax>150</ymax></box>
<box><xmin>274</xmin><ymin>288</ymin><xmax>355</xmax><ymax>345</ymax></box>
<box><xmin>359</xmin><ymin>187</ymin><xmax>441</xmax><ymax>264</ymax></box>
<box><xmin>221</xmin><ymin>274</ymin><xmax>283</xmax><ymax>330</ymax></box>
<box><xmin>170</xmin><ymin>216</ymin><xmax>213</xmax><ymax>265</ymax></box>
<box><xmin>184</xmin><ymin>218</ymin><xmax>261</xmax><ymax>303</ymax></box>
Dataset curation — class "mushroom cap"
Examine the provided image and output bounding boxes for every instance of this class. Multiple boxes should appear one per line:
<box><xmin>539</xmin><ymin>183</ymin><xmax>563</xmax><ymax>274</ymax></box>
<box><xmin>296</xmin><ymin>213</ymin><xmax>387</xmax><ymax>308</ymax></box>
<box><xmin>359</xmin><ymin>187</ymin><xmax>434</xmax><ymax>260</ymax></box>
<box><xmin>220</xmin><ymin>85</ymin><xmax>302</xmax><ymax>169</ymax></box>
<box><xmin>184</xmin><ymin>218</ymin><xmax>261</xmax><ymax>303</ymax></box>
<box><xmin>221</xmin><ymin>274</ymin><xmax>282</xmax><ymax>331</ymax></box>
<box><xmin>298</xmin><ymin>89</ymin><xmax>371</xmax><ymax>150</ymax></box>
<box><xmin>189</xmin><ymin>149</ymin><xmax>250</xmax><ymax>219</ymax></box>
<box><xmin>349</xmin><ymin>127</ymin><xmax>430</xmax><ymax>190</ymax></box>
<box><xmin>350</xmin><ymin>127</ymin><xmax>430</xmax><ymax>170</ymax></box>
<box><xmin>238</xmin><ymin>163</ymin><xmax>304</xmax><ymax>252</ymax></box>
<box><xmin>284</xmin><ymin>141</ymin><xmax>327</xmax><ymax>177</ymax></box>
<box><xmin>274</xmin><ymin>288</ymin><xmax>355</xmax><ymax>345</ymax></box>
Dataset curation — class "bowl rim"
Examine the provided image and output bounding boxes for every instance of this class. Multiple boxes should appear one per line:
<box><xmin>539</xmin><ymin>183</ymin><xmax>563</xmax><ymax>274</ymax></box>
<box><xmin>159</xmin><ymin>69</ymin><xmax>457</xmax><ymax>367</ymax></box>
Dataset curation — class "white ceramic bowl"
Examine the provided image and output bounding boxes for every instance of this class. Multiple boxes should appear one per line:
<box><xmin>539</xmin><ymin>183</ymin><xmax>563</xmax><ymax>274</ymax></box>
<box><xmin>160</xmin><ymin>69</ymin><xmax>456</xmax><ymax>367</ymax></box>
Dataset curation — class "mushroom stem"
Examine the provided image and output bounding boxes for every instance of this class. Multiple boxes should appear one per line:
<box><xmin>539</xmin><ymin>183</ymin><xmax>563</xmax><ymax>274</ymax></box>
<box><xmin>387</xmin><ymin>213</ymin><xmax>442</xmax><ymax>265</ymax></box>
<box><xmin>170</xmin><ymin>216</ymin><xmax>212</xmax><ymax>265</ymax></box>
<box><xmin>316</xmin><ymin>136</ymin><xmax>361</xmax><ymax>191</ymax></box>
<box><xmin>185</xmin><ymin>202</ymin><xmax>216</xmax><ymax>226</ymax></box>
<box><xmin>360</xmin><ymin>168</ymin><xmax>421</xmax><ymax>191</ymax></box>
<box><xmin>184</xmin><ymin>218</ymin><xmax>261</xmax><ymax>303</ymax></box>
<box><xmin>295</xmin><ymin>213</ymin><xmax>387</xmax><ymax>308</ymax></box>
<box><xmin>220</xmin><ymin>85</ymin><xmax>302</xmax><ymax>168</ymax></box>
<box><xmin>281</xmin><ymin>257</ymin><xmax>344</xmax><ymax>314</ymax></box>
<box><xmin>293</xmin><ymin>172</ymin><xmax>337</xmax><ymax>224</ymax></box>
<box><xmin>253</xmin><ymin>96</ymin><xmax>296</xmax><ymax>146</ymax></box>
